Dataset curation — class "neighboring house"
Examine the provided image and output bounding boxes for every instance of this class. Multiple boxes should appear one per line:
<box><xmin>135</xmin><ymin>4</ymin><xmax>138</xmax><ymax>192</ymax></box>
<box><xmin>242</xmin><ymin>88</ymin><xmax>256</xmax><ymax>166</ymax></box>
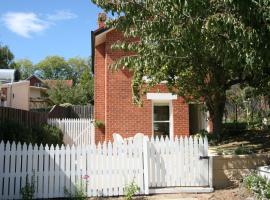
<box><xmin>0</xmin><ymin>74</ymin><xmax>73</xmax><ymax>111</ymax></box>
<box><xmin>0</xmin><ymin>74</ymin><xmax>49</xmax><ymax>110</ymax></box>
<box><xmin>92</xmin><ymin>14</ymin><xmax>209</xmax><ymax>143</ymax></box>
<box><xmin>26</xmin><ymin>75</ymin><xmax>50</xmax><ymax>110</ymax></box>
<box><xmin>1</xmin><ymin>81</ymin><xmax>30</xmax><ymax>110</ymax></box>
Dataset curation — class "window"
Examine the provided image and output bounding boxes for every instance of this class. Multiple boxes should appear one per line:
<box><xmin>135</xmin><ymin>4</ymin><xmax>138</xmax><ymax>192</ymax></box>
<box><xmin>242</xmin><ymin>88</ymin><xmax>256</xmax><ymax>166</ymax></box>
<box><xmin>153</xmin><ymin>103</ymin><xmax>171</xmax><ymax>138</ymax></box>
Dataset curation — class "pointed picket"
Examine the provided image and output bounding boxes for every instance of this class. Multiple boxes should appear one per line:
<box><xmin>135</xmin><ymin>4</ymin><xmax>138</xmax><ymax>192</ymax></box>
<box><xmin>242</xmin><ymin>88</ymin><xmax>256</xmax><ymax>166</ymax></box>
<box><xmin>107</xmin><ymin>142</ymin><xmax>113</xmax><ymax>196</ymax></box>
<box><xmin>59</xmin><ymin>144</ymin><xmax>66</xmax><ymax>196</ymax></box>
<box><xmin>37</xmin><ymin>144</ymin><xmax>44</xmax><ymax>199</ymax></box>
<box><xmin>112</xmin><ymin>142</ymin><xmax>119</xmax><ymax>196</ymax></box>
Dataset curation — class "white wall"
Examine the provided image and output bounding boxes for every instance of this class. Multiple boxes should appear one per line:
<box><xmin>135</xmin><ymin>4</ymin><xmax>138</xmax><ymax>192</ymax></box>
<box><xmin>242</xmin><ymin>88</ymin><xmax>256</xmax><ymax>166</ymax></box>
<box><xmin>3</xmin><ymin>81</ymin><xmax>30</xmax><ymax>110</ymax></box>
<box><xmin>30</xmin><ymin>87</ymin><xmax>42</xmax><ymax>98</ymax></box>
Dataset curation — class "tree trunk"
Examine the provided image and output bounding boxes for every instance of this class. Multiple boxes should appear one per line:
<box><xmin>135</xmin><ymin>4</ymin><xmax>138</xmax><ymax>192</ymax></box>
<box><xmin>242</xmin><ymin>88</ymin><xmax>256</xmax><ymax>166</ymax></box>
<box><xmin>206</xmin><ymin>93</ymin><xmax>226</xmax><ymax>138</ymax></box>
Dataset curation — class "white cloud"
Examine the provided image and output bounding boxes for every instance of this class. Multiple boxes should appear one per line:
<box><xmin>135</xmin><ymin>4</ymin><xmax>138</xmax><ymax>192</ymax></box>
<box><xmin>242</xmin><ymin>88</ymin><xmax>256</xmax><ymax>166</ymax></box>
<box><xmin>1</xmin><ymin>10</ymin><xmax>77</xmax><ymax>38</ymax></box>
<box><xmin>1</xmin><ymin>12</ymin><xmax>50</xmax><ymax>38</ymax></box>
<box><xmin>46</xmin><ymin>10</ymin><xmax>77</xmax><ymax>21</ymax></box>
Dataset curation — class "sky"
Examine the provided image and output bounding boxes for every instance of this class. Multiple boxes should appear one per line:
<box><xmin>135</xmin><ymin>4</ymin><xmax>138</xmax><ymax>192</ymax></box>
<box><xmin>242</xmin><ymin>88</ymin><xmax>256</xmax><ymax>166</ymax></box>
<box><xmin>0</xmin><ymin>0</ymin><xmax>103</xmax><ymax>64</ymax></box>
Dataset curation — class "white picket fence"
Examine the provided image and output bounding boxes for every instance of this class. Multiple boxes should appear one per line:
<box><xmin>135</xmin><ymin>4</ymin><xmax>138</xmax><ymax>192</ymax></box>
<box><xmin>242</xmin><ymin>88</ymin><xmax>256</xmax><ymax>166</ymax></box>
<box><xmin>0</xmin><ymin>136</ymin><xmax>212</xmax><ymax>199</ymax></box>
<box><xmin>48</xmin><ymin>118</ymin><xmax>94</xmax><ymax>146</ymax></box>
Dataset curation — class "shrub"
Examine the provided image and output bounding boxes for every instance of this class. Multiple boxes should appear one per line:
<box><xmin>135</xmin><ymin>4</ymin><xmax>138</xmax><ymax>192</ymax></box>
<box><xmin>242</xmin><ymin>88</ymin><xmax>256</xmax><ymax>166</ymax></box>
<box><xmin>20</xmin><ymin>174</ymin><xmax>35</xmax><ymax>200</ymax></box>
<box><xmin>243</xmin><ymin>172</ymin><xmax>270</xmax><ymax>199</ymax></box>
<box><xmin>234</xmin><ymin>144</ymin><xmax>254</xmax><ymax>155</ymax></box>
<box><xmin>223</xmin><ymin>122</ymin><xmax>248</xmax><ymax>130</ymax></box>
<box><xmin>124</xmin><ymin>181</ymin><xmax>139</xmax><ymax>200</ymax></box>
<box><xmin>94</xmin><ymin>120</ymin><xmax>105</xmax><ymax>128</ymax></box>
<box><xmin>0</xmin><ymin>120</ymin><xmax>63</xmax><ymax>146</ymax></box>
<box><xmin>64</xmin><ymin>176</ymin><xmax>88</xmax><ymax>200</ymax></box>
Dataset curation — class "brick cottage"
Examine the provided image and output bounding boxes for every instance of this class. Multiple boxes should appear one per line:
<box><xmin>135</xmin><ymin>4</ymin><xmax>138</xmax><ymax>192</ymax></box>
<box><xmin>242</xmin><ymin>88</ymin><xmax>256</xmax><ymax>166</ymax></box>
<box><xmin>92</xmin><ymin>14</ymin><xmax>208</xmax><ymax>143</ymax></box>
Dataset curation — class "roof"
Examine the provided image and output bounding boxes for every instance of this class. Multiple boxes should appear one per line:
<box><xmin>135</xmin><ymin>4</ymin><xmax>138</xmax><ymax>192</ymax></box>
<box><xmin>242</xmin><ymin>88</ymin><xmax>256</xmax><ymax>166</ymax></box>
<box><xmin>91</xmin><ymin>27</ymin><xmax>112</xmax><ymax>74</ymax></box>
<box><xmin>43</xmin><ymin>80</ymin><xmax>73</xmax><ymax>88</ymax></box>
<box><xmin>1</xmin><ymin>80</ymin><xmax>30</xmax><ymax>87</ymax></box>
<box><xmin>0</xmin><ymin>69</ymin><xmax>16</xmax><ymax>83</ymax></box>
<box><xmin>26</xmin><ymin>74</ymin><xmax>44</xmax><ymax>83</ymax></box>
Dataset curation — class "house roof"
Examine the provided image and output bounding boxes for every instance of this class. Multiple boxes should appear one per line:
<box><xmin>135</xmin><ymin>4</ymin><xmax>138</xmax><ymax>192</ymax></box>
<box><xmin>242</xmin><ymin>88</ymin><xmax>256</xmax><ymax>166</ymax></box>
<box><xmin>91</xmin><ymin>27</ymin><xmax>113</xmax><ymax>74</ymax></box>
<box><xmin>43</xmin><ymin>80</ymin><xmax>73</xmax><ymax>88</ymax></box>
<box><xmin>26</xmin><ymin>74</ymin><xmax>44</xmax><ymax>83</ymax></box>
<box><xmin>0</xmin><ymin>69</ymin><xmax>17</xmax><ymax>83</ymax></box>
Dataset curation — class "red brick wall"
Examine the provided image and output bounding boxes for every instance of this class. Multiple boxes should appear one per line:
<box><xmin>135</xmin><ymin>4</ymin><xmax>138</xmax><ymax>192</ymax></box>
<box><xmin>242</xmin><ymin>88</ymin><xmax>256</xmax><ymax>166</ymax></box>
<box><xmin>94</xmin><ymin>30</ymin><xmax>190</xmax><ymax>143</ymax></box>
<box><xmin>94</xmin><ymin>43</ymin><xmax>106</xmax><ymax>143</ymax></box>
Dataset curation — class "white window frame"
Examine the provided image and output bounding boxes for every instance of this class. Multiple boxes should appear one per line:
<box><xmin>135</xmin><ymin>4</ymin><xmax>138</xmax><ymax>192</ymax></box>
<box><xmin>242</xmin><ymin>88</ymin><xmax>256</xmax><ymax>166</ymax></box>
<box><xmin>151</xmin><ymin>100</ymin><xmax>174</xmax><ymax>139</ymax></box>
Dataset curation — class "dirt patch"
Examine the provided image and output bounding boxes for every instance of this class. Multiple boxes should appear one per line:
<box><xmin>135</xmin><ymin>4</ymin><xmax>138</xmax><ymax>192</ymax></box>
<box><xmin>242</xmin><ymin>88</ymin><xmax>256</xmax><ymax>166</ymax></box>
<box><xmin>89</xmin><ymin>187</ymin><xmax>254</xmax><ymax>200</ymax></box>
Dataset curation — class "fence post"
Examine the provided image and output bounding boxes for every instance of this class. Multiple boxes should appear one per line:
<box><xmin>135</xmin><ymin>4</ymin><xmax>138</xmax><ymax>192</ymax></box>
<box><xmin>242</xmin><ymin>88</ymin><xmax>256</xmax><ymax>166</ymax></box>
<box><xmin>209</xmin><ymin>156</ymin><xmax>213</xmax><ymax>188</ymax></box>
<box><xmin>143</xmin><ymin>136</ymin><xmax>149</xmax><ymax>195</ymax></box>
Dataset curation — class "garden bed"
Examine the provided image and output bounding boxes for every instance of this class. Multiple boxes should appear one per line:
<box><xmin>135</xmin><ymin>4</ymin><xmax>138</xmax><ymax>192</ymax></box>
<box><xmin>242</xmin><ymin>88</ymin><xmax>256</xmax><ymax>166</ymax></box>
<box><xmin>209</xmin><ymin>129</ymin><xmax>270</xmax><ymax>155</ymax></box>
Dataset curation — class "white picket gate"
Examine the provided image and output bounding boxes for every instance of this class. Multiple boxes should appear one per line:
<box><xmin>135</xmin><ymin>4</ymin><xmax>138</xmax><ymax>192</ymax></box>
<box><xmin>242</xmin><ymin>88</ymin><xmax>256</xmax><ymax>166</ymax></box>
<box><xmin>48</xmin><ymin>118</ymin><xmax>94</xmax><ymax>146</ymax></box>
<box><xmin>0</xmin><ymin>136</ymin><xmax>213</xmax><ymax>199</ymax></box>
<box><xmin>146</xmin><ymin>136</ymin><xmax>212</xmax><ymax>192</ymax></box>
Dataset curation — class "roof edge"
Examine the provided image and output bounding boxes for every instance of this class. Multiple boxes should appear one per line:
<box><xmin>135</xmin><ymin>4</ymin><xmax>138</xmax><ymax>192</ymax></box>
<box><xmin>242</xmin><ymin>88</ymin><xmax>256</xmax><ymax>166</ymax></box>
<box><xmin>91</xmin><ymin>27</ymin><xmax>111</xmax><ymax>74</ymax></box>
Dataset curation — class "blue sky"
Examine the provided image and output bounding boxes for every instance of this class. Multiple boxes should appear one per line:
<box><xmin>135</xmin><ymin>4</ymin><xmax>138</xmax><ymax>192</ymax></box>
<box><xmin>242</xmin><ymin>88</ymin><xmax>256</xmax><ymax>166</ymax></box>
<box><xmin>0</xmin><ymin>0</ymin><xmax>103</xmax><ymax>64</ymax></box>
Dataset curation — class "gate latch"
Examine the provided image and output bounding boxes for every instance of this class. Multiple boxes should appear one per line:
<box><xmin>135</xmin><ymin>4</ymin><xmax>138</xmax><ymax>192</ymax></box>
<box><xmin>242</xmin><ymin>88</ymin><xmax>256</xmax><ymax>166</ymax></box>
<box><xmin>199</xmin><ymin>156</ymin><xmax>209</xmax><ymax>160</ymax></box>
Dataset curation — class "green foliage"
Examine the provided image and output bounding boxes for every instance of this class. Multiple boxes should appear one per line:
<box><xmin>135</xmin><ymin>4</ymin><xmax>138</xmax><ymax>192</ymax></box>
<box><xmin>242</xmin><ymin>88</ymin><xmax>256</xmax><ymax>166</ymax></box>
<box><xmin>92</xmin><ymin>0</ymin><xmax>270</xmax><ymax>135</ymax></box>
<box><xmin>194</xmin><ymin>130</ymin><xmax>208</xmax><ymax>138</ymax></box>
<box><xmin>94</xmin><ymin>120</ymin><xmax>105</xmax><ymax>128</ymax></box>
<box><xmin>36</xmin><ymin>56</ymin><xmax>72</xmax><ymax>80</ymax></box>
<box><xmin>0</xmin><ymin>44</ymin><xmax>16</xmax><ymax>69</ymax></box>
<box><xmin>68</xmin><ymin>57</ymin><xmax>90</xmax><ymax>84</ymax></box>
<box><xmin>234</xmin><ymin>144</ymin><xmax>254</xmax><ymax>155</ymax></box>
<box><xmin>15</xmin><ymin>59</ymin><xmax>35</xmax><ymax>79</ymax></box>
<box><xmin>20</xmin><ymin>174</ymin><xmax>35</xmax><ymax>200</ymax></box>
<box><xmin>124</xmin><ymin>181</ymin><xmax>139</xmax><ymax>200</ymax></box>
<box><xmin>36</xmin><ymin>56</ymin><xmax>94</xmax><ymax>105</ymax></box>
<box><xmin>243</xmin><ymin>172</ymin><xmax>270</xmax><ymax>199</ymax></box>
<box><xmin>48</xmin><ymin>82</ymin><xmax>93</xmax><ymax>105</ymax></box>
<box><xmin>79</xmin><ymin>66</ymin><xmax>94</xmax><ymax>104</ymax></box>
<box><xmin>223</xmin><ymin>122</ymin><xmax>248</xmax><ymax>131</ymax></box>
<box><xmin>0</xmin><ymin>120</ymin><xmax>63</xmax><ymax>146</ymax></box>
<box><xmin>64</xmin><ymin>180</ymin><xmax>87</xmax><ymax>200</ymax></box>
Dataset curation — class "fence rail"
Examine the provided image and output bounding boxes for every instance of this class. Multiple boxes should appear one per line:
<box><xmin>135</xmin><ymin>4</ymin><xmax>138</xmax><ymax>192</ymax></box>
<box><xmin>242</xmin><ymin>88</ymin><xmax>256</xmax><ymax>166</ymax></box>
<box><xmin>0</xmin><ymin>107</ymin><xmax>48</xmax><ymax>127</ymax></box>
<box><xmin>48</xmin><ymin>105</ymin><xmax>93</xmax><ymax>119</ymax></box>
<box><xmin>0</xmin><ymin>136</ymin><xmax>211</xmax><ymax>199</ymax></box>
<box><xmin>48</xmin><ymin>118</ymin><xmax>95</xmax><ymax>146</ymax></box>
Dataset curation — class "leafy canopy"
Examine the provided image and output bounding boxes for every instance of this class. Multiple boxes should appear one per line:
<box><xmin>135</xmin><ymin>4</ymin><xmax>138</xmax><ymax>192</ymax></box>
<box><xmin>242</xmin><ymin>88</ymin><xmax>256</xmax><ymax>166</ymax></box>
<box><xmin>15</xmin><ymin>59</ymin><xmax>35</xmax><ymax>79</ymax></box>
<box><xmin>0</xmin><ymin>44</ymin><xmax>16</xmax><ymax>69</ymax></box>
<box><xmin>92</xmin><ymin>0</ymin><xmax>270</xmax><ymax>104</ymax></box>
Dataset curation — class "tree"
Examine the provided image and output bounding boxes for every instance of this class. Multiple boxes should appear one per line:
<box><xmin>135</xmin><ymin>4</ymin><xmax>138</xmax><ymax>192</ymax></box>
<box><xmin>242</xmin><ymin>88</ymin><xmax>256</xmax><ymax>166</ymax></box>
<box><xmin>67</xmin><ymin>57</ymin><xmax>89</xmax><ymax>84</ymax></box>
<box><xmin>79</xmin><ymin>66</ymin><xmax>94</xmax><ymax>104</ymax></box>
<box><xmin>0</xmin><ymin>44</ymin><xmax>16</xmax><ymax>69</ymax></box>
<box><xmin>92</xmin><ymin>0</ymin><xmax>270</xmax><ymax>136</ymax></box>
<box><xmin>36</xmin><ymin>56</ymin><xmax>72</xmax><ymax>80</ymax></box>
<box><xmin>48</xmin><ymin>82</ymin><xmax>88</xmax><ymax>105</ymax></box>
<box><xmin>15</xmin><ymin>59</ymin><xmax>35</xmax><ymax>79</ymax></box>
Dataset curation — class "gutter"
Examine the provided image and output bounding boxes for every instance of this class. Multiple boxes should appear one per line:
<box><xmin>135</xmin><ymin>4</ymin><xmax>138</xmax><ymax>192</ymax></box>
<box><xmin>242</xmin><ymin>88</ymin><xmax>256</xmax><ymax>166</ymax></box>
<box><xmin>91</xmin><ymin>27</ymin><xmax>110</xmax><ymax>74</ymax></box>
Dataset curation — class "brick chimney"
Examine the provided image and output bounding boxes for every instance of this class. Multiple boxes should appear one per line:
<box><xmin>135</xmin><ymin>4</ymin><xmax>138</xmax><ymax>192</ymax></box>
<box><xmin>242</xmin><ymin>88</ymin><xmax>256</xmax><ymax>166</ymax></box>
<box><xmin>98</xmin><ymin>13</ymin><xmax>107</xmax><ymax>28</ymax></box>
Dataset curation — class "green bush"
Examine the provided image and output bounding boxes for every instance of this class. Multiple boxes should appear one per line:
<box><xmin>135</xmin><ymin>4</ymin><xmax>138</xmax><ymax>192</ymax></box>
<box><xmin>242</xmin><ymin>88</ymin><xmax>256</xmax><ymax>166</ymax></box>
<box><xmin>234</xmin><ymin>144</ymin><xmax>254</xmax><ymax>155</ymax></box>
<box><xmin>124</xmin><ymin>181</ymin><xmax>140</xmax><ymax>200</ymax></box>
<box><xmin>223</xmin><ymin>122</ymin><xmax>248</xmax><ymax>131</ymax></box>
<box><xmin>243</xmin><ymin>172</ymin><xmax>270</xmax><ymax>199</ymax></box>
<box><xmin>0</xmin><ymin>120</ymin><xmax>63</xmax><ymax>146</ymax></box>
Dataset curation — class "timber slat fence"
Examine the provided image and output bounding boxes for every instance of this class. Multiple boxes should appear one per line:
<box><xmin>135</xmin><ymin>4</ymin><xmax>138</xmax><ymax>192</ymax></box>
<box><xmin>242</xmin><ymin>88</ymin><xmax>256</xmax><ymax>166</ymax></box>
<box><xmin>0</xmin><ymin>136</ymin><xmax>212</xmax><ymax>199</ymax></box>
<box><xmin>0</xmin><ymin>107</ymin><xmax>48</xmax><ymax>127</ymax></box>
<box><xmin>48</xmin><ymin>118</ymin><xmax>95</xmax><ymax>146</ymax></box>
<box><xmin>72</xmin><ymin>105</ymin><xmax>93</xmax><ymax>118</ymax></box>
<box><xmin>48</xmin><ymin>105</ymin><xmax>93</xmax><ymax>119</ymax></box>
